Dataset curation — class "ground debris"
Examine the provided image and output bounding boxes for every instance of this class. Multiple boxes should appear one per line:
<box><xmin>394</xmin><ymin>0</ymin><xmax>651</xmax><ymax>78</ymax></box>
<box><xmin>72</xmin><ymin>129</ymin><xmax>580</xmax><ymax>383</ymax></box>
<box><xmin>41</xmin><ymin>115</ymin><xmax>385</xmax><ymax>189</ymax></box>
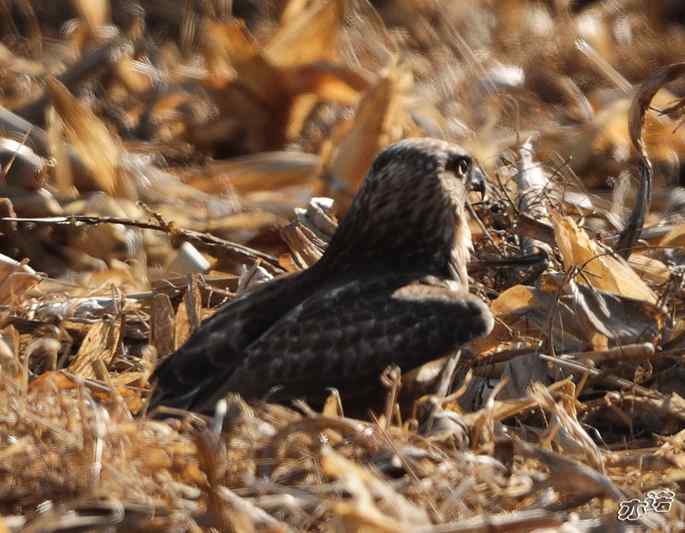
<box><xmin>2</xmin><ymin>1</ymin><xmax>685</xmax><ymax>531</ymax></box>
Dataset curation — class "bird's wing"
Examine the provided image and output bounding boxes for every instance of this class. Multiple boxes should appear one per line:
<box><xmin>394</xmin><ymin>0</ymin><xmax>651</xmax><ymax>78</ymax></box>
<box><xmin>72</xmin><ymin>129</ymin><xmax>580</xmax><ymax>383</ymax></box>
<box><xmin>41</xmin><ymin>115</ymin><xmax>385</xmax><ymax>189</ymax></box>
<box><xmin>192</xmin><ymin>274</ymin><xmax>493</xmax><ymax>412</ymax></box>
<box><xmin>148</xmin><ymin>269</ymin><xmax>320</xmax><ymax>411</ymax></box>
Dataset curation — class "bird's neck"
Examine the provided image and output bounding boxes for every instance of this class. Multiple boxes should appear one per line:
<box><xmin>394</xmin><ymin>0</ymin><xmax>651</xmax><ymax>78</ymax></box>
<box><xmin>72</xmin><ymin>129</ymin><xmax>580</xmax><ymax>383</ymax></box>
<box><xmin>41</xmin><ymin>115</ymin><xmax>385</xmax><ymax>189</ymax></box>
<box><xmin>317</xmin><ymin>229</ymin><xmax>469</xmax><ymax>288</ymax></box>
<box><xmin>315</xmin><ymin>198</ymin><xmax>471</xmax><ymax>287</ymax></box>
<box><xmin>449</xmin><ymin>211</ymin><xmax>472</xmax><ymax>288</ymax></box>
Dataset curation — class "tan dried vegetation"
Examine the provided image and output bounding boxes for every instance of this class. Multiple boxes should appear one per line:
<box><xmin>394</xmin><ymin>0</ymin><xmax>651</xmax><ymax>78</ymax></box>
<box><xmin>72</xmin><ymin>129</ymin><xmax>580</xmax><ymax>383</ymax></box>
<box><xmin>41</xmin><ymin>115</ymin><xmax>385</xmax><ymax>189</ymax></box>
<box><xmin>0</xmin><ymin>0</ymin><xmax>685</xmax><ymax>531</ymax></box>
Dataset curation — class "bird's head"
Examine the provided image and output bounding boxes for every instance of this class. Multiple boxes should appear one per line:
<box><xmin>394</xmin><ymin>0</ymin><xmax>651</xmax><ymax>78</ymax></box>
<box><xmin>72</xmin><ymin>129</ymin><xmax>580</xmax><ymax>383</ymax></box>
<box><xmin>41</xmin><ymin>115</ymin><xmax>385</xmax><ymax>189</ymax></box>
<box><xmin>321</xmin><ymin>138</ymin><xmax>486</xmax><ymax>286</ymax></box>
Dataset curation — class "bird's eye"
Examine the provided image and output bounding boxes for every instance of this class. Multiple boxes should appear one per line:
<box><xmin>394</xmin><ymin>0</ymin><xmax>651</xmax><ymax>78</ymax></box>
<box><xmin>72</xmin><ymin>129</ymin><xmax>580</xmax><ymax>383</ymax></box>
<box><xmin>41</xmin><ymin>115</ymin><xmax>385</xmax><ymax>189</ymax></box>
<box><xmin>447</xmin><ymin>156</ymin><xmax>471</xmax><ymax>177</ymax></box>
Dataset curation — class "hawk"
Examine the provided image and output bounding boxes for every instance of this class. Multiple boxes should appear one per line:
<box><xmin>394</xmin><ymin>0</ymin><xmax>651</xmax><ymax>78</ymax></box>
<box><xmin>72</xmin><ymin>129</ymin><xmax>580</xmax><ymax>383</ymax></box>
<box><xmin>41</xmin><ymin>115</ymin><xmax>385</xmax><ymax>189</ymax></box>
<box><xmin>149</xmin><ymin>138</ymin><xmax>494</xmax><ymax>413</ymax></box>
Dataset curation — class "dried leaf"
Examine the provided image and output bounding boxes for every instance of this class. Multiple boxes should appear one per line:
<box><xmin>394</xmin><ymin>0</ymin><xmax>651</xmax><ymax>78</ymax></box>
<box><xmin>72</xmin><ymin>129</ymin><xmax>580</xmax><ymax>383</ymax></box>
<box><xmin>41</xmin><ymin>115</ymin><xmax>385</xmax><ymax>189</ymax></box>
<box><xmin>491</xmin><ymin>276</ymin><xmax>664</xmax><ymax>350</ymax></box>
<box><xmin>551</xmin><ymin>212</ymin><xmax>657</xmax><ymax>304</ymax></box>
<box><xmin>174</xmin><ymin>276</ymin><xmax>202</xmax><ymax>349</ymax></box>
<box><xmin>657</xmin><ymin>223</ymin><xmax>685</xmax><ymax>248</ymax></box>
<box><xmin>68</xmin><ymin>318</ymin><xmax>122</xmax><ymax>378</ymax></box>
<box><xmin>628</xmin><ymin>253</ymin><xmax>670</xmax><ymax>285</ymax></box>
<box><xmin>491</xmin><ymin>284</ymin><xmax>537</xmax><ymax>316</ymax></box>
<box><xmin>151</xmin><ymin>293</ymin><xmax>175</xmax><ymax>358</ymax></box>
<box><xmin>321</xmin><ymin>446</ymin><xmax>429</xmax><ymax>529</ymax></box>
<box><xmin>47</xmin><ymin>77</ymin><xmax>133</xmax><ymax>198</ymax></box>
<box><xmin>72</xmin><ymin>0</ymin><xmax>110</xmax><ymax>35</ymax></box>
<box><xmin>265</xmin><ymin>0</ymin><xmax>344</xmax><ymax>67</ymax></box>
<box><xmin>205</xmin><ymin>19</ymin><xmax>283</xmax><ymax>104</ymax></box>
<box><xmin>179</xmin><ymin>151</ymin><xmax>321</xmax><ymax>194</ymax></box>
<box><xmin>0</xmin><ymin>254</ymin><xmax>40</xmax><ymax>306</ymax></box>
<box><xmin>326</xmin><ymin>73</ymin><xmax>398</xmax><ymax>209</ymax></box>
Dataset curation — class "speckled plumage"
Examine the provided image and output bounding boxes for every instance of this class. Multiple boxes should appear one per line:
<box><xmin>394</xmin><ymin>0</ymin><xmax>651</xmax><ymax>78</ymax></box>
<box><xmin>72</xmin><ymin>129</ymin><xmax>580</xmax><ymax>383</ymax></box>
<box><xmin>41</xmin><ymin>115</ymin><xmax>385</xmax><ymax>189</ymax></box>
<box><xmin>149</xmin><ymin>138</ymin><xmax>493</xmax><ymax>413</ymax></box>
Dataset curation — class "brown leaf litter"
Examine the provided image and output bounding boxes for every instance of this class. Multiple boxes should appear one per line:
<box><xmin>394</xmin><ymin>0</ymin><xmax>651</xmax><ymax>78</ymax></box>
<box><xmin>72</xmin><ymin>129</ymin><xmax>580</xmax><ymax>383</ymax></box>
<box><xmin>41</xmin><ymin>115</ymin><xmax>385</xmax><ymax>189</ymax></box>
<box><xmin>2</xmin><ymin>0</ymin><xmax>685</xmax><ymax>531</ymax></box>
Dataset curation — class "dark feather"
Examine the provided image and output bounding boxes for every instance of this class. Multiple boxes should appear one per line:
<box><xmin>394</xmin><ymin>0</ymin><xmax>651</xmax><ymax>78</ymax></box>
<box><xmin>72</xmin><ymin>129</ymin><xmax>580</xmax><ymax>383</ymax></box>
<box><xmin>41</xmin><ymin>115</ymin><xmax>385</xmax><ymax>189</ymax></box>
<box><xmin>187</xmin><ymin>274</ymin><xmax>492</xmax><ymax>411</ymax></box>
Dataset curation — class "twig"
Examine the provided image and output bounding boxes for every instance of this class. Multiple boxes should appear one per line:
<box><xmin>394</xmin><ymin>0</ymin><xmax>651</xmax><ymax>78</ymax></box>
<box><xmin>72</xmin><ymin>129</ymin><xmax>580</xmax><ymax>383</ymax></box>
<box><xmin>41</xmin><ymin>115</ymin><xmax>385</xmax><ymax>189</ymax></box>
<box><xmin>435</xmin><ymin>349</ymin><xmax>462</xmax><ymax>398</ymax></box>
<box><xmin>575</xmin><ymin>39</ymin><xmax>632</xmax><ymax>94</ymax></box>
<box><xmin>537</xmin><ymin>354</ymin><xmax>664</xmax><ymax>399</ymax></box>
<box><xmin>0</xmin><ymin>214</ymin><xmax>285</xmax><ymax>273</ymax></box>
<box><xmin>615</xmin><ymin>64</ymin><xmax>685</xmax><ymax>257</ymax></box>
<box><xmin>469</xmin><ymin>251</ymin><xmax>548</xmax><ymax>271</ymax></box>
<box><xmin>380</xmin><ymin>365</ymin><xmax>402</xmax><ymax>428</ymax></box>
<box><xmin>466</xmin><ymin>200</ymin><xmax>503</xmax><ymax>255</ymax></box>
<box><xmin>415</xmin><ymin>509</ymin><xmax>563</xmax><ymax>533</ymax></box>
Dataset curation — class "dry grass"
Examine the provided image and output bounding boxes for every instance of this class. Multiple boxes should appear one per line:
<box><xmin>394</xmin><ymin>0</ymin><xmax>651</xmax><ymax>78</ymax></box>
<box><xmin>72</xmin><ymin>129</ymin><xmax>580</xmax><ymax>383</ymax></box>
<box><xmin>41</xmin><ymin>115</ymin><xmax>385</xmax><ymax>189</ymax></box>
<box><xmin>1</xmin><ymin>0</ymin><xmax>685</xmax><ymax>530</ymax></box>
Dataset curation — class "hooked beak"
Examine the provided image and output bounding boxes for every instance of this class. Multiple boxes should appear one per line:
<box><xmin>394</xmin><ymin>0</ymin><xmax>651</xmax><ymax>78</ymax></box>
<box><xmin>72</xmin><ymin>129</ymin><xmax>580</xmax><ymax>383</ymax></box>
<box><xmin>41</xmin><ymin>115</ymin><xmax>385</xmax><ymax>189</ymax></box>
<box><xmin>468</xmin><ymin>165</ymin><xmax>487</xmax><ymax>201</ymax></box>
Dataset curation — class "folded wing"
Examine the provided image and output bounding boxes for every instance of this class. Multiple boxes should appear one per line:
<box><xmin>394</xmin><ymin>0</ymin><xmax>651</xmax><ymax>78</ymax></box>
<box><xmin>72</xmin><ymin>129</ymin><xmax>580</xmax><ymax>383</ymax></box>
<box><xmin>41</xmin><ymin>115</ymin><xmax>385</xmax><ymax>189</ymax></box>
<box><xmin>148</xmin><ymin>269</ymin><xmax>317</xmax><ymax>411</ymax></box>
<box><xmin>191</xmin><ymin>274</ymin><xmax>493</xmax><ymax>412</ymax></box>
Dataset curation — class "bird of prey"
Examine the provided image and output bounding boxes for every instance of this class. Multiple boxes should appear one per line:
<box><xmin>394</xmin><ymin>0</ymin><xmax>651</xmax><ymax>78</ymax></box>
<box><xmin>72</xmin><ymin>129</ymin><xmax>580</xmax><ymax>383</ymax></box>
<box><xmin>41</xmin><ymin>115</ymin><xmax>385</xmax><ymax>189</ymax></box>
<box><xmin>148</xmin><ymin>138</ymin><xmax>494</xmax><ymax>413</ymax></box>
